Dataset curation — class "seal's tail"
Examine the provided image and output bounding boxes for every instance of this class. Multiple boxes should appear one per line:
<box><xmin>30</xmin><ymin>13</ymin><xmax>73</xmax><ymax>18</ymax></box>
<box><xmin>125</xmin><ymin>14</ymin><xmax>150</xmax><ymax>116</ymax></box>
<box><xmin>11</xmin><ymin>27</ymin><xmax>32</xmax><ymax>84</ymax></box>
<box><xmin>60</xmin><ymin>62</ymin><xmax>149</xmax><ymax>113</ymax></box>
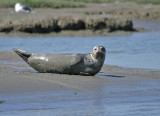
<box><xmin>13</xmin><ymin>48</ymin><xmax>32</xmax><ymax>62</ymax></box>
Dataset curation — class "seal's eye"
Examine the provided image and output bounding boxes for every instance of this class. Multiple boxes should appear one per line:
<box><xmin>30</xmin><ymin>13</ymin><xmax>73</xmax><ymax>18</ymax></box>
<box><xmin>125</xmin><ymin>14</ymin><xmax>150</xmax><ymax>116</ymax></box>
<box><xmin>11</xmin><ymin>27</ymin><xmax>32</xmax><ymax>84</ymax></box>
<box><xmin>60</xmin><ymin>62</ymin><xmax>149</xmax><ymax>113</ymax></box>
<box><xmin>94</xmin><ymin>48</ymin><xmax>97</xmax><ymax>51</ymax></box>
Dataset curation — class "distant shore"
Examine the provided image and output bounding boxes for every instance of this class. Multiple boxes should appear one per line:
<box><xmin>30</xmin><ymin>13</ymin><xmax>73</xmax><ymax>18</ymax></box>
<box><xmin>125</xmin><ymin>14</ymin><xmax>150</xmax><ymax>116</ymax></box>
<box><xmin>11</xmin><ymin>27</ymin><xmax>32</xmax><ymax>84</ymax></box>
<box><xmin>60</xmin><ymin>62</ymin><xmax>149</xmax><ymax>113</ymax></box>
<box><xmin>1</xmin><ymin>2</ymin><xmax>160</xmax><ymax>36</ymax></box>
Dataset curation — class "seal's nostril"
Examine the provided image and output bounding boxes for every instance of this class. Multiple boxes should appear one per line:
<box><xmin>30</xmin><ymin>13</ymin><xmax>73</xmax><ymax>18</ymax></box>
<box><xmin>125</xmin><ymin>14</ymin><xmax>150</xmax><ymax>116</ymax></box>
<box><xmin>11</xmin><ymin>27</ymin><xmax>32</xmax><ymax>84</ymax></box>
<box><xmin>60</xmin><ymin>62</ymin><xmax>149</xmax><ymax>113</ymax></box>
<box><xmin>101</xmin><ymin>47</ymin><xmax>105</xmax><ymax>52</ymax></box>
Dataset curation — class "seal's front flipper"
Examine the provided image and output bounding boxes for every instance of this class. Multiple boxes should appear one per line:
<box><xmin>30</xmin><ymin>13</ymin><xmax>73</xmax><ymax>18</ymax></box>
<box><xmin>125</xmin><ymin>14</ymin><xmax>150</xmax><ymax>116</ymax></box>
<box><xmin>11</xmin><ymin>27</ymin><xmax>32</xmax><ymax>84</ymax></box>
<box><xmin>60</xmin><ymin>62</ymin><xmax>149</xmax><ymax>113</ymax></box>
<box><xmin>13</xmin><ymin>48</ymin><xmax>32</xmax><ymax>63</ymax></box>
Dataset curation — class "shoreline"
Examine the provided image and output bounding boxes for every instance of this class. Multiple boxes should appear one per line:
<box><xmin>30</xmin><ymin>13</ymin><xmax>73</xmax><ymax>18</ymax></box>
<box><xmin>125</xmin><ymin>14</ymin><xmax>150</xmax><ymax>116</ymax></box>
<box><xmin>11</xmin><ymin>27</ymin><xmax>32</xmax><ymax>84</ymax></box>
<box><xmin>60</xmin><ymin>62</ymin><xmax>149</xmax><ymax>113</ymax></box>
<box><xmin>0</xmin><ymin>29</ymin><xmax>141</xmax><ymax>37</ymax></box>
<box><xmin>0</xmin><ymin>51</ymin><xmax>160</xmax><ymax>94</ymax></box>
<box><xmin>0</xmin><ymin>52</ymin><xmax>160</xmax><ymax>115</ymax></box>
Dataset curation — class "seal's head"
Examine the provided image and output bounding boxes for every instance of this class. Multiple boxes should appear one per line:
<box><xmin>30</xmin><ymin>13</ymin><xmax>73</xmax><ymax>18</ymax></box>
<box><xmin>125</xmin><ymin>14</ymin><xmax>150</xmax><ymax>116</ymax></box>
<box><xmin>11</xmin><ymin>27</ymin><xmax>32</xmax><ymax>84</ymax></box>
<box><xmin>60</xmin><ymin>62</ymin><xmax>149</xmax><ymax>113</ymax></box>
<box><xmin>91</xmin><ymin>46</ymin><xmax>106</xmax><ymax>61</ymax></box>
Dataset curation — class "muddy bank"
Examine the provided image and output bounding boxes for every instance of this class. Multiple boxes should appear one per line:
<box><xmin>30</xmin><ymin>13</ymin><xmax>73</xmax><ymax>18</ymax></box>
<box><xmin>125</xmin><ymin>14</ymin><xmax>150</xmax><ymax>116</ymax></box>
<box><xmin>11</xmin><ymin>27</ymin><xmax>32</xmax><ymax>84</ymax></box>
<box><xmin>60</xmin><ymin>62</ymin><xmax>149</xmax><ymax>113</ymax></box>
<box><xmin>0</xmin><ymin>2</ymin><xmax>160</xmax><ymax>35</ymax></box>
<box><xmin>0</xmin><ymin>13</ymin><xmax>133</xmax><ymax>34</ymax></box>
<box><xmin>1</xmin><ymin>2</ymin><xmax>160</xmax><ymax>35</ymax></box>
<box><xmin>85</xmin><ymin>2</ymin><xmax>160</xmax><ymax>21</ymax></box>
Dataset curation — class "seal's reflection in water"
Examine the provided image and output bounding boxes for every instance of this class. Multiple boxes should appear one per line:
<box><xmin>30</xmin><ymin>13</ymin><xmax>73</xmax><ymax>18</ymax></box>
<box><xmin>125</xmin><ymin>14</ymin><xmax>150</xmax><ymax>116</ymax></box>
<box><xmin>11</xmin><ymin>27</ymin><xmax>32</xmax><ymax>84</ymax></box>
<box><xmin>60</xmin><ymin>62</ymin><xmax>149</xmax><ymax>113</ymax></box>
<box><xmin>96</xmin><ymin>74</ymin><xmax>125</xmax><ymax>78</ymax></box>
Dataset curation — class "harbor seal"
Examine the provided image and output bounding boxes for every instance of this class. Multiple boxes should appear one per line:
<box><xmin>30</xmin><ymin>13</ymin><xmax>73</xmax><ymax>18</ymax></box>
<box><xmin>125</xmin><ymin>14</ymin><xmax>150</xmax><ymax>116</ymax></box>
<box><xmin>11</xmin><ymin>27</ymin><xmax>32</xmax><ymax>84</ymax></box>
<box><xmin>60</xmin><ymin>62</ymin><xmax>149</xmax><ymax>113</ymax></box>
<box><xmin>13</xmin><ymin>46</ymin><xmax>106</xmax><ymax>76</ymax></box>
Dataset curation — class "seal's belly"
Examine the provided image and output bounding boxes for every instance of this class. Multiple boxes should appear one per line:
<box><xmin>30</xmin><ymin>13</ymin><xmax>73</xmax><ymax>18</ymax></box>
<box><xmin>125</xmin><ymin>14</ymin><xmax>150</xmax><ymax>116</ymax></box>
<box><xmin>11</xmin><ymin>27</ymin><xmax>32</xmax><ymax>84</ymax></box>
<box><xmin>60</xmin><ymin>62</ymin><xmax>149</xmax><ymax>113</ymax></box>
<box><xmin>28</xmin><ymin>54</ymin><xmax>85</xmax><ymax>74</ymax></box>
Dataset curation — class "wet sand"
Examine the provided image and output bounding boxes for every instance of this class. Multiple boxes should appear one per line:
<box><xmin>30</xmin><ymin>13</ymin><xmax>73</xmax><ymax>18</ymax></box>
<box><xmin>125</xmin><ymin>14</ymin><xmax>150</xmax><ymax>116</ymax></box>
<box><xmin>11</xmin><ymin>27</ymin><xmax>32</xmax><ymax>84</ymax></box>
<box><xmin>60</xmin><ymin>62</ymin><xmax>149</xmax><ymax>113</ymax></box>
<box><xmin>0</xmin><ymin>51</ymin><xmax>160</xmax><ymax>115</ymax></box>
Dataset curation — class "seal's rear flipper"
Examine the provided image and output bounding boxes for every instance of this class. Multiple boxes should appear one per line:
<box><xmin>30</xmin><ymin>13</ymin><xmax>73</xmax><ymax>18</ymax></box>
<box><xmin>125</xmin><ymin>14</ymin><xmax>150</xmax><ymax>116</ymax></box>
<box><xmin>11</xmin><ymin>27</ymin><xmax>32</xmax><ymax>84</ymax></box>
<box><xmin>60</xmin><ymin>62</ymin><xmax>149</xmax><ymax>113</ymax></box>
<box><xmin>13</xmin><ymin>48</ymin><xmax>32</xmax><ymax>62</ymax></box>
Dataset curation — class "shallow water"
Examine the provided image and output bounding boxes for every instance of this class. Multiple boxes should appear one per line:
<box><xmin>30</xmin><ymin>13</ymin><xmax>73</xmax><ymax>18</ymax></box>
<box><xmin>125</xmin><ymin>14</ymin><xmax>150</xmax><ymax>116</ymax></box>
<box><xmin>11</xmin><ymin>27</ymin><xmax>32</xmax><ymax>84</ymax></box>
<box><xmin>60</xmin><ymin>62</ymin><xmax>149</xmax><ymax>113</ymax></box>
<box><xmin>0</xmin><ymin>78</ymin><xmax>160</xmax><ymax>116</ymax></box>
<box><xmin>0</xmin><ymin>20</ymin><xmax>160</xmax><ymax>69</ymax></box>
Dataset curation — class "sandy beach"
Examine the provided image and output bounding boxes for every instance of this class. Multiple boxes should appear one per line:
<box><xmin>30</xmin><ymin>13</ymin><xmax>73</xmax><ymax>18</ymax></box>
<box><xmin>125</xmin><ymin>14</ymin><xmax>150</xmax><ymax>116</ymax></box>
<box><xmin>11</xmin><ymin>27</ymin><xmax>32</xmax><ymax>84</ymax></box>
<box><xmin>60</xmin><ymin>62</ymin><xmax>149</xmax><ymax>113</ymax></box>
<box><xmin>0</xmin><ymin>51</ymin><xmax>160</xmax><ymax>93</ymax></box>
<box><xmin>0</xmin><ymin>51</ymin><xmax>160</xmax><ymax>115</ymax></box>
<box><xmin>1</xmin><ymin>51</ymin><xmax>159</xmax><ymax>92</ymax></box>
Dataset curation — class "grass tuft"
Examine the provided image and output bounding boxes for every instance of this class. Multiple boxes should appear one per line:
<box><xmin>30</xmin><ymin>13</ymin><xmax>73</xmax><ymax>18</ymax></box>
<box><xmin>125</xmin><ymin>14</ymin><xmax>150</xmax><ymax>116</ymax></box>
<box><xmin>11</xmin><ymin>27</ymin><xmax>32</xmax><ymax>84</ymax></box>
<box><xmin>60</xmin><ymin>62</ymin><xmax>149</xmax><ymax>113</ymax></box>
<box><xmin>0</xmin><ymin>0</ymin><xmax>160</xmax><ymax>8</ymax></box>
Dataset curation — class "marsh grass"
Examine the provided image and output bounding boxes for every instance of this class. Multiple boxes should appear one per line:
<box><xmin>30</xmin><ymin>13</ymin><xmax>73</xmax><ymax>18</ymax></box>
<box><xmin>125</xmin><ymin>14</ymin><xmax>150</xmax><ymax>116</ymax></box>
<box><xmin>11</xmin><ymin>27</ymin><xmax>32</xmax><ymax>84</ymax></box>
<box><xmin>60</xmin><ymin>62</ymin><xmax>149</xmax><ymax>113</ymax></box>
<box><xmin>0</xmin><ymin>0</ymin><xmax>160</xmax><ymax>8</ymax></box>
<box><xmin>73</xmin><ymin>0</ymin><xmax>160</xmax><ymax>4</ymax></box>
<box><xmin>0</xmin><ymin>0</ymin><xmax>85</xmax><ymax>8</ymax></box>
